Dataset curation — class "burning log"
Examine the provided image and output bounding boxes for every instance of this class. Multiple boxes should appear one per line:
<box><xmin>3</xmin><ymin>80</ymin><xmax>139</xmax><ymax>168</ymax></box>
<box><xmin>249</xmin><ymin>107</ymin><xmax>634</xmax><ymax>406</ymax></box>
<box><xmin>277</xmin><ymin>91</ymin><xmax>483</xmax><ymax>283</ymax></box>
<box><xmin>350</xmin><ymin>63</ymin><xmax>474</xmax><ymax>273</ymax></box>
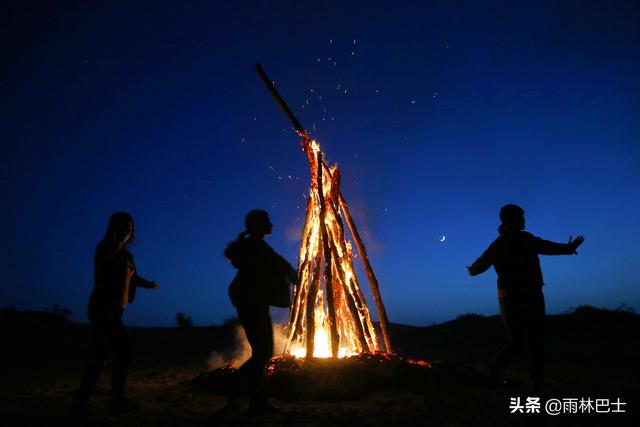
<box><xmin>303</xmin><ymin>237</ymin><xmax>323</xmax><ymax>356</ymax></box>
<box><xmin>328</xmin><ymin>238</ymin><xmax>369</xmax><ymax>351</ymax></box>
<box><xmin>338</xmin><ymin>196</ymin><xmax>393</xmax><ymax>353</ymax></box>
<box><xmin>288</xmin><ymin>198</ymin><xmax>313</xmax><ymax>326</ymax></box>
<box><xmin>316</xmin><ymin>151</ymin><xmax>340</xmax><ymax>358</ymax></box>
<box><xmin>255</xmin><ymin>63</ymin><xmax>393</xmax><ymax>357</ymax></box>
<box><xmin>324</xmin><ymin>173</ymin><xmax>372</xmax><ymax>351</ymax></box>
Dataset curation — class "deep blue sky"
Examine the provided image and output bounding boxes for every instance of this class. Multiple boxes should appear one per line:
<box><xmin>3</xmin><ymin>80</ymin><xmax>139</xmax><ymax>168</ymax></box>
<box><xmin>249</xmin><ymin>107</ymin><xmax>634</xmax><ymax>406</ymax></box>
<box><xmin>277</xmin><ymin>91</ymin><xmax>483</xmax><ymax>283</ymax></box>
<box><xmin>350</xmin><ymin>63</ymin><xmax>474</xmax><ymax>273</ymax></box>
<box><xmin>2</xmin><ymin>1</ymin><xmax>638</xmax><ymax>327</ymax></box>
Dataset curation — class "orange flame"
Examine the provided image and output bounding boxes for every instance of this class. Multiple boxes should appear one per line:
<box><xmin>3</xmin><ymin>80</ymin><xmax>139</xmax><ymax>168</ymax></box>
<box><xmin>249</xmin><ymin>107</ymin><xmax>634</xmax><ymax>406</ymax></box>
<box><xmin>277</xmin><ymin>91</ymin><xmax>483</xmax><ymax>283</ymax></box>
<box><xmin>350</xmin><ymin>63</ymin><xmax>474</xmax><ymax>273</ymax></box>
<box><xmin>285</xmin><ymin>137</ymin><xmax>381</xmax><ymax>358</ymax></box>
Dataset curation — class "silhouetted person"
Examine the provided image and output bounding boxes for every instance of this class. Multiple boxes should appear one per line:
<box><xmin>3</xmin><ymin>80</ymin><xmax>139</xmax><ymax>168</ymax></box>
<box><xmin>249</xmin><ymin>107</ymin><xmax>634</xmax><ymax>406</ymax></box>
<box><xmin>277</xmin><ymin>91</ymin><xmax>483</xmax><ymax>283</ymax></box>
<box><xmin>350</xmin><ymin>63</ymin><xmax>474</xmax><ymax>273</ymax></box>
<box><xmin>75</xmin><ymin>212</ymin><xmax>159</xmax><ymax>411</ymax></box>
<box><xmin>467</xmin><ymin>204</ymin><xmax>584</xmax><ymax>394</ymax></box>
<box><xmin>224</xmin><ymin>210</ymin><xmax>296</xmax><ymax>413</ymax></box>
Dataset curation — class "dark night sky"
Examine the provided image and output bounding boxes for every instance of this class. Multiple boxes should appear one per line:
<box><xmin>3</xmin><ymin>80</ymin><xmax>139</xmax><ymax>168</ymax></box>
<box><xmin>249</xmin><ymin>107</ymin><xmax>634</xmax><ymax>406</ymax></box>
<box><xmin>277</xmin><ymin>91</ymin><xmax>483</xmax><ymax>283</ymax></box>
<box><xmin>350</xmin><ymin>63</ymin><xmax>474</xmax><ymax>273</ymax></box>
<box><xmin>2</xmin><ymin>1</ymin><xmax>639</xmax><ymax>327</ymax></box>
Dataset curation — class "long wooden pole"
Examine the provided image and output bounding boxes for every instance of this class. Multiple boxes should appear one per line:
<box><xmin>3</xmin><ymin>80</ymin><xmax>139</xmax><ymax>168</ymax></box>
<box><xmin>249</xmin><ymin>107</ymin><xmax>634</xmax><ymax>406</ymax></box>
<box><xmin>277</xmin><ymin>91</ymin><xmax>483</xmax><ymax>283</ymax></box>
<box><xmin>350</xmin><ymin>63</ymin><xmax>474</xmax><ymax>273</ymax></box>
<box><xmin>290</xmin><ymin>198</ymin><xmax>313</xmax><ymax>324</ymax></box>
<box><xmin>325</xmin><ymin>175</ymin><xmax>369</xmax><ymax>351</ymax></box>
<box><xmin>316</xmin><ymin>151</ymin><xmax>339</xmax><ymax>358</ymax></box>
<box><xmin>327</xmin><ymin>238</ymin><xmax>368</xmax><ymax>350</ymax></box>
<box><xmin>284</xmin><ymin>198</ymin><xmax>314</xmax><ymax>353</ymax></box>
<box><xmin>255</xmin><ymin>62</ymin><xmax>392</xmax><ymax>353</ymax></box>
<box><xmin>304</xmin><ymin>246</ymin><xmax>322</xmax><ymax>357</ymax></box>
<box><xmin>255</xmin><ymin>63</ymin><xmax>305</xmax><ymax>134</ymax></box>
<box><xmin>338</xmin><ymin>197</ymin><xmax>393</xmax><ymax>353</ymax></box>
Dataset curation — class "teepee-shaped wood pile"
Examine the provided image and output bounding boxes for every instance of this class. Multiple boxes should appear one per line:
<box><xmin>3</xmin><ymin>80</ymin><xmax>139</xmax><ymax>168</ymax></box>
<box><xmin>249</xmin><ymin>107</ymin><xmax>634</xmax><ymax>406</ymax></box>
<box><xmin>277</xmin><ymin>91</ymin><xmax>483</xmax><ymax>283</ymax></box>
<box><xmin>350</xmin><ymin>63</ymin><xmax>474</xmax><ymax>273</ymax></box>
<box><xmin>256</xmin><ymin>64</ymin><xmax>392</xmax><ymax>357</ymax></box>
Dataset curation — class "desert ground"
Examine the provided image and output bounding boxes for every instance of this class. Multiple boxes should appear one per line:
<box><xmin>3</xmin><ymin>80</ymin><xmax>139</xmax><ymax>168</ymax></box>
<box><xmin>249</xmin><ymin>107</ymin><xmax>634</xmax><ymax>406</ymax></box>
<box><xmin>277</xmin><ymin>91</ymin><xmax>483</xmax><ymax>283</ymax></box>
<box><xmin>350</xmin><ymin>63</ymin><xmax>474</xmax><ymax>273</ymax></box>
<box><xmin>1</xmin><ymin>306</ymin><xmax>637</xmax><ymax>426</ymax></box>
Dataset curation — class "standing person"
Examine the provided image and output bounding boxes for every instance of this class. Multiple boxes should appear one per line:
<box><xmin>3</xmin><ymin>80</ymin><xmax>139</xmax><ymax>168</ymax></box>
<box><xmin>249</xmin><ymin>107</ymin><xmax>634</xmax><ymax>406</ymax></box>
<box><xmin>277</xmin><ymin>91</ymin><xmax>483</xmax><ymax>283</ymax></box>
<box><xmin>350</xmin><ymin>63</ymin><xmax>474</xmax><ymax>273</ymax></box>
<box><xmin>466</xmin><ymin>204</ymin><xmax>584</xmax><ymax>394</ymax></box>
<box><xmin>224</xmin><ymin>209</ymin><xmax>296</xmax><ymax>414</ymax></box>
<box><xmin>75</xmin><ymin>212</ymin><xmax>160</xmax><ymax>411</ymax></box>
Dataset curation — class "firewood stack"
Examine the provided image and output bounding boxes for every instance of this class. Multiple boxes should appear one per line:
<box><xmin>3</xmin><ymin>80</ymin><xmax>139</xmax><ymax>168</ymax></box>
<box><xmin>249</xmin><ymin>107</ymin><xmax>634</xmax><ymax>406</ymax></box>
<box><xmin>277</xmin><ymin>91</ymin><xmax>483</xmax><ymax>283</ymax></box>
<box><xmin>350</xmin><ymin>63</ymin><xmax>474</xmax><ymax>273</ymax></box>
<box><xmin>255</xmin><ymin>64</ymin><xmax>393</xmax><ymax>358</ymax></box>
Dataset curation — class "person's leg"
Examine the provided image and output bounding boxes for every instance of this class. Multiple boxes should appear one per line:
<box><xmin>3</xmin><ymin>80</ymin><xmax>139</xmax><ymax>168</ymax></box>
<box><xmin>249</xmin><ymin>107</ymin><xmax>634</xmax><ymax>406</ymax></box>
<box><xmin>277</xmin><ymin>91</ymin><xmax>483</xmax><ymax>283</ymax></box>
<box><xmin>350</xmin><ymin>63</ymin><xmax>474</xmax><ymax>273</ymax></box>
<box><xmin>248</xmin><ymin>312</ymin><xmax>273</xmax><ymax>409</ymax></box>
<box><xmin>75</xmin><ymin>311</ymin><xmax>109</xmax><ymax>405</ymax></box>
<box><xmin>265</xmin><ymin>315</ymin><xmax>274</xmax><ymax>363</ymax></box>
<box><xmin>230</xmin><ymin>307</ymin><xmax>263</xmax><ymax>404</ymax></box>
<box><xmin>495</xmin><ymin>297</ymin><xmax>526</xmax><ymax>379</ymax></box>
<box><xmin>528</xmin><ymin>292</ymin><xmax>545</xmax><ymax>394</ymax></box>
<box><xmin>108</xmin><ymin>311</ymin><xmax>133</xmax><ymax>402</ymax></box>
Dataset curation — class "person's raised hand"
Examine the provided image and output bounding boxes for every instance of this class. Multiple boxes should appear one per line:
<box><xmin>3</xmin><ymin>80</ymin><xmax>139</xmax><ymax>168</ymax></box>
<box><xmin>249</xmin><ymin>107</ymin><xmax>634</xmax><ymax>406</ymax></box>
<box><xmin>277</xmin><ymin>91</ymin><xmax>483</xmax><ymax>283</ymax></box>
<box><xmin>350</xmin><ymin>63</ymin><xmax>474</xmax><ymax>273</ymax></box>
<box><xmin>568</xmin><ymin>235</ymin><xmax>585</xmax><ymax>254</ymax></box>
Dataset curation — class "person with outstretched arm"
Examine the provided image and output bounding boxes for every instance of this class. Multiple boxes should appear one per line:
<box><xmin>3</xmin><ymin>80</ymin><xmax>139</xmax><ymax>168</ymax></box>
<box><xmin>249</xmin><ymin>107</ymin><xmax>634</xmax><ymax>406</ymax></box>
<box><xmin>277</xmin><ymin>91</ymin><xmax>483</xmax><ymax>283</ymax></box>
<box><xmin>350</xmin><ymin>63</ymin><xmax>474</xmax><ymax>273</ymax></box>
<box><xmin>75</xmin><ymin>212</ymin><xmax>160</xmax><ymax>412</ymax></box>
<box><xmin>467</xmin><ymin>204</ymin><xmax>584</xmax><ymax>395</ymax></box>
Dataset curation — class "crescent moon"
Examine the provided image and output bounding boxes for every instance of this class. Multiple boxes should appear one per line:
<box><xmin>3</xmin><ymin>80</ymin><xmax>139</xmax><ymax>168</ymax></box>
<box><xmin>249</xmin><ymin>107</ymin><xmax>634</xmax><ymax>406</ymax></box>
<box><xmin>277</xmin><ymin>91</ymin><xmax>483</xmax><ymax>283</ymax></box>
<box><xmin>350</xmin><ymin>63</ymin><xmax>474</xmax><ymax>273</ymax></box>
<box><xmin>440</xmin><ymin>235</ymin><xmax>446</xmax><ymax>242</ymax></box>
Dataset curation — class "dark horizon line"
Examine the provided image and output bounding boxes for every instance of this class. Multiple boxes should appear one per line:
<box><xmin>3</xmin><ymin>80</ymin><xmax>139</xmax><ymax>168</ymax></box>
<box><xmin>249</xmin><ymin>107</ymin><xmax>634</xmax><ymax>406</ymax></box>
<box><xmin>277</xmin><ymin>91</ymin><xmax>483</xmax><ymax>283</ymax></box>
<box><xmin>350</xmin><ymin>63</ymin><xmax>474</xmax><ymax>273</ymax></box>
<box><xmin>3</xmin><ymin>303</ymin><xmax>637</xmax><ymax>329</ymax></box>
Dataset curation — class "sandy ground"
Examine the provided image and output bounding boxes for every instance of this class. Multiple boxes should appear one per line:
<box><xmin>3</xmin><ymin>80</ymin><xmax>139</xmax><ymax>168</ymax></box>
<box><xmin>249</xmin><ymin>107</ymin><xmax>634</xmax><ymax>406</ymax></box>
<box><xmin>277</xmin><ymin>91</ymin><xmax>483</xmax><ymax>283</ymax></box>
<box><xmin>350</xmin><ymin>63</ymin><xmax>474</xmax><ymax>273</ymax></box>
<box><xmin>1</xmin><ymin>308</ymin><xmax>638</xmax><ymax>426</ymax></box>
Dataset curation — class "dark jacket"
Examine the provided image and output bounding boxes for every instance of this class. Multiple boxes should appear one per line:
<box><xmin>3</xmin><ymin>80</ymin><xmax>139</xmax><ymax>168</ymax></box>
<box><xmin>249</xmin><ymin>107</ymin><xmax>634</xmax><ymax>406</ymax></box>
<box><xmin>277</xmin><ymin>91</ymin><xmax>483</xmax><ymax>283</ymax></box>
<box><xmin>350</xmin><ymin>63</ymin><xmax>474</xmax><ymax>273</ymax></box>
<box><xmin>225</xmin><ymin>235</ymin><xmax>296</xmax><ymax>308</ymax></box>
<box><xmin>89</xmin><ymin>240</ymin><xmax>153</xmax><ymax>312</ymax></box>
<box><xmin>469</xmin><ymin>227</ymin><xmax>575</xmax><ymax>297</ymax></box>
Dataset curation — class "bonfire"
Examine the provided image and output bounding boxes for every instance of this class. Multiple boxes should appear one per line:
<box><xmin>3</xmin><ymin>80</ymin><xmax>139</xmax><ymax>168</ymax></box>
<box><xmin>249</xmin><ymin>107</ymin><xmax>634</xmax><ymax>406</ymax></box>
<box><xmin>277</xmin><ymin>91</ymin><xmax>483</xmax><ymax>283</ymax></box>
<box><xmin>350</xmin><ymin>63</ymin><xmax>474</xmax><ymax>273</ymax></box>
<box><xmin>255</xmin><ymin>64</ymin><xmax>393</xmax><ymax>359</ymax></box>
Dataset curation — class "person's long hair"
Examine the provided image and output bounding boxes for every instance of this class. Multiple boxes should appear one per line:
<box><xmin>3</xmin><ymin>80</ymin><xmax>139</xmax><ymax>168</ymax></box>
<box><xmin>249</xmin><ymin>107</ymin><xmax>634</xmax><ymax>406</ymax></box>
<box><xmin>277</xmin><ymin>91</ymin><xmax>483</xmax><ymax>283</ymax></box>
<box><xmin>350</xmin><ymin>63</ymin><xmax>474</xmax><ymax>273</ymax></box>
<box><xmin>103</xmin><ymin>212</ymin><xmax>135</xmax><ymax>245</ymax></box>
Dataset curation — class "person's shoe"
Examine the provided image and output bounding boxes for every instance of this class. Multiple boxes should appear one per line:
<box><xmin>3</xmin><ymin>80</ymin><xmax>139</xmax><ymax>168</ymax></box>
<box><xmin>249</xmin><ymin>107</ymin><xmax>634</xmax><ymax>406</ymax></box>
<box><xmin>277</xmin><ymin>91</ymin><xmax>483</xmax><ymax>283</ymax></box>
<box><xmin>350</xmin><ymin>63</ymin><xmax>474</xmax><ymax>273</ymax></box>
<box><xmin>109</xmin><ymin>396</ymin><xmax>141</xmax><ymax>413</ymax></box>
